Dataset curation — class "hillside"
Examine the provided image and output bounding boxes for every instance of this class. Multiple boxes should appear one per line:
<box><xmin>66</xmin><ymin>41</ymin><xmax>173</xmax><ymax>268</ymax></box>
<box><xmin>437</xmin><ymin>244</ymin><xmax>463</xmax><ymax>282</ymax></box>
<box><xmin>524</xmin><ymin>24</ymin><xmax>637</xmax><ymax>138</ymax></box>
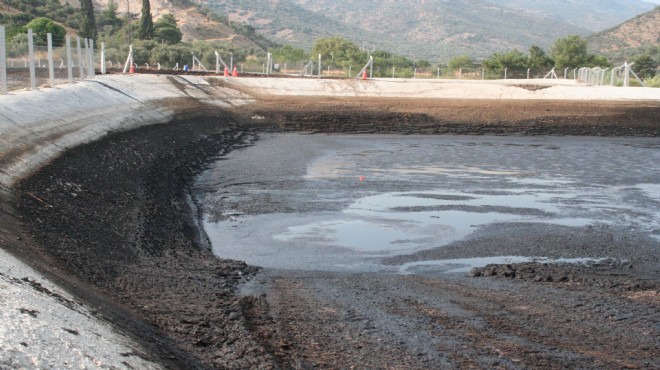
<box><xmin>93</xmin><ymin>0</ymin><xmax>269</xmax><ymax>49</ymax></box>
<box><xmin>587</xmin><ymin>6</ymin><xmax>660</xmax><ymax>63</ymax></box>
<box><xmin>198</xmin><ymin>0</ymin><xmax>595</xmax><ymax>61</ymax></box>
<box><xmin>0</xmin><ymin>0</ymin><xmax>264</xmax><ymax>51</ymax></box>
<box><xmin>489</xmin><ymin>0</ymin><xmax>655</xmax><ymax>31</ymax></box>
<box><xmin>3</xmin><ymin>0</ymin><xmax>657</xmax><ymax>64</ymax></box>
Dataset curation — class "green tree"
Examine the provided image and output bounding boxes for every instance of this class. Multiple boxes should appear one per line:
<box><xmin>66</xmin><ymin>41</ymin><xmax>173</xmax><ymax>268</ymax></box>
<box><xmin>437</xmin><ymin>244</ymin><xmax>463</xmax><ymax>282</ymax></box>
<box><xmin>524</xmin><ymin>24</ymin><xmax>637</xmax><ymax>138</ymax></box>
<box><xmin>311</xmin><ymin>37</ymin><xmax>367</xmax><ymax>68</ymax></box>
<box><xmin>79</xmin><ymin>0</ymin><xmax>97</xmax><ymax>42</ymax></box>
<box><xmin>586</xmin><ymin>54</ymin><xmax>611</xmax><ymax>68</ymax></box>
<box><xmin>271</xmin><ymin>45</ymin><xmax>308</xmax><ymax>63</ymax></box>
<box><xmin>527</xmin><ymin>45</ymin><xmax>553</xmax><ymax>69</ymax></box>
<box><xmin>101</xmin><ymin>0</ymin><xmax>122</xmax><ymax>28</ymax></box>
<box><xmin>550</xmin><ymin>35</ymin><xmax>589</xmax><ymax>69</ymax></box>
<box><xmin>139</xmin><ymin>0</ymin><xmax>153</xmax><ymax>40</ymax></box>
<box><xmin>447</xmin><ymin>55</ymin><xmax>474</xmax><ymax>70</ymax></box>
<box><xmin>24</xmin><ymin>17</ymin><xmax>66</xmax><ymax>46</ymax></box>
<box><xmin>153</xmin><ymin>13</ymin><xmax>182</xmax><ymax>44</ymax></box>
<box><xmin>483</xmin><ymin>50</ymin><xmax>527</xmax><ymax>70</ymax></box>
<box><xmin>632</xmin><ymin>54</ymin><xmax>657</xmax><ymax>79</ymax></box>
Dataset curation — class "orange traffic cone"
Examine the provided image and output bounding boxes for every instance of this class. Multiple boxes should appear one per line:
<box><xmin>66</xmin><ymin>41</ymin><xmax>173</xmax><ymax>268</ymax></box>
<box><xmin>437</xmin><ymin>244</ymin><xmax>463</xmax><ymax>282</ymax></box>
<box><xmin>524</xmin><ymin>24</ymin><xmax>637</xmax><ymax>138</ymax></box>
<box><xmin>129</xmin><ymin>64</ymin><xmax>135</xmax><ymax>73</ymax></box>
<box><xmin>362</xmin><ymin>70</ymin><xmax>368</xmax><ymax>80</ymax></box>
<box><xmin>232</xmin><ymin>66</ymin><xmax>238</xmax><ymax>77</ymax></box>
<box><xmin>224</xmin><ymin>66</ymin><xmax>229</xmax><ymax>76</ymax></box>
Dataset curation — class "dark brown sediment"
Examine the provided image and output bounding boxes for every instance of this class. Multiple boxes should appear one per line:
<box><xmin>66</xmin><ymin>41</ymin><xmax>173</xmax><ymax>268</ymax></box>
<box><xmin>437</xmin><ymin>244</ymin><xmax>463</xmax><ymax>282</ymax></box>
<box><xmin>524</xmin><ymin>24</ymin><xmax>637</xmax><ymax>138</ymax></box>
<box><xmin>2</xmin><ymin>95</ymin><xmax>659</xmax><ymax>368</ymax></box>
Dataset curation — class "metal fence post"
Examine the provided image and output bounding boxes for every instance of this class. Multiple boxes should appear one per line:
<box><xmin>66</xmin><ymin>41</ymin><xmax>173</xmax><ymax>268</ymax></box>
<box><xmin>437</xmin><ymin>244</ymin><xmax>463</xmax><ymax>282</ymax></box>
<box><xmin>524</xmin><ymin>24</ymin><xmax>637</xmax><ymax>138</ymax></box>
<box><xmin>0</xmin><ymin>26</ymin><xmax>7</xmax><ymax>94</ymax></box>
<box><xmin>76</xmin><ymin>37</ymin><xmax>84</xmax><ymax>79</ymax></box>
<box><xmin>47</xmin><ymin>33</ymin><xmax>55</xmax><ymax>87</ymax></box>
<box><xmin>66</xmin><ymin>36</ymin><xmax>73</xmax><ymax>83</ymax></box>
<box><xmin>28</xmin><ymin>29</ymin><xmax>37</xmax><ymax>90</ymax></box>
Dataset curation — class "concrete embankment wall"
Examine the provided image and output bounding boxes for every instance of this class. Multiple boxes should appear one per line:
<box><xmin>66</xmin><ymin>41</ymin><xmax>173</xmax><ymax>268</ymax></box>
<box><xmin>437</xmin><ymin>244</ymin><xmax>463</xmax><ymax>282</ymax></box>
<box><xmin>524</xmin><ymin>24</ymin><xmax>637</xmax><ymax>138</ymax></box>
<box><xmin>0</xmin><ymin>74</ymin><xmax>252</xmax><ymax>369</ymax></box>
<box><xmin>0</xmin><ymin>74</ymin><xmax>254</xmax><ymax>189</ymax></box>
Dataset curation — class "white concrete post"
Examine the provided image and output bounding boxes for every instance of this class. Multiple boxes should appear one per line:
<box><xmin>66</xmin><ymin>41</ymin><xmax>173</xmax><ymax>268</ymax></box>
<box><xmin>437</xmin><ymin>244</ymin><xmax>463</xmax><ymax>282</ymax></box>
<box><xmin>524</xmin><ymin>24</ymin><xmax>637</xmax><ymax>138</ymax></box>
<box><xmin>230</xmin><ymin>52</ymin><xmax>233</xmax><ymax>72</ymax></box>
<box><xmin>47</xmin><ymin>33</ymin><xmax>55</xmax><ymax>87</ymax></box>
<box><xmin>369</xmin><ymin>55</ymin><xmax>373</xmax><ymax>79</ymax></box>
<box><xmin>66</xmin><ymin>36</ymin><xmax>73</xmax><ymax>83</ymax></box>
<box><xmin>504</xmin><ymin>68</ymin><xmax>508</xmax><ymax>80</ymax></box>
<box><xmin>214</xmin><ymin>51</ymin><xmax>220</xmax><ymax>74</ymax></box>
<box><xmin>623</xmin><ymin>63</ymin><xmax>630</xmax><ymax>87</ymax></box>
<box><xmin>392</xmin><ymin>66</ymin><xmax>395</xmax><ymax>78</ymax></box>
<box><xmin>76</xmin><ymin>37</ymin><xmax>84</xmax><ymax>79</ymax></box>
<box><xmin>349</xmin><ymin>65</ymin><xmax>351</xmax><ymax>78</ymax></box>
<box><xmin>318</xmin><ymin>54</ymin><xmax>321</xmax><ymax>78</ymax></box>
<box><xmin>600</xmin><ymin>69</ymin><xmax>608</xmax><ymax>86</ymax></box>
<box><xmin>83</xmin><ymin>38</ymin><xmax>89</xmax><ymax>77</ymax></box>
<box><xmin>482</xmin><ymin>68</ymin><xmax>485</xmax><ymax>80</ymax></box>
<box><xmin>527</xmin><ymin>68</ymin><xmax>530</xmax><ymax>80</ymax></box>
<box><xmin>270</xmin><ymin>53</ymin><xmax>274</xmax><ymax>75</ymax></box>
<box><xmin>89</xmin><ymin>39</ymin><xmax>96</xmax><ymax>78</ymax></box>
<box><xmin>101</xmin><ymin>42</ymin><xmax>106</xmax><ymax>74</ymax></box>
<box><xmin>0</xmin><ymin>26</ymin><xmax>7</xmax><ymax>94</ymax></box>
<box><xmin>459</xmin><ymin>68</ymin><xmax>462</xmax><ymax>80</ymax></box>
<box><xmin>28</xmin><ymin>29</ymin><xmax>37</xmax><ymax>90</ymax></box>
<box><xmin>437</xmin><ymin>67</ymin><xmax>440</xmax><ymax>79</ymax></box>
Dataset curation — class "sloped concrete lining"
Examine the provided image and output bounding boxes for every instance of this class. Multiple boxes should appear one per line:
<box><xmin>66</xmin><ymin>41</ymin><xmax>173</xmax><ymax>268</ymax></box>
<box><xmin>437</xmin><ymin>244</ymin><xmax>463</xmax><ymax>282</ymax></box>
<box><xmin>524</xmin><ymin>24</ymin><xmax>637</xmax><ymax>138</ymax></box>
<box><xmin>224</xmin><ymin>76</ymin><xmax>660</xmax><ymax>100</ymax></box>
<box><xmin>0</xmin><ymin>74</ymin><xmax>252</xmax><ymax>188</ymax></box>
<box><xmin>0</xmin><ymin>74</ymin><xmax>252</xmax><ymax>369</ymax></box>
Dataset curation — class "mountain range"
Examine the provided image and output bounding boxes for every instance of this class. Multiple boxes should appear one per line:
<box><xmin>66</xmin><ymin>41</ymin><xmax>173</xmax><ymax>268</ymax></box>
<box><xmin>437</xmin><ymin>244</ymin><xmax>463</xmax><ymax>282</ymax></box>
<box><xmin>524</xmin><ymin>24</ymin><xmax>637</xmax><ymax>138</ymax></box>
<box><xmin>3</xmin><ymin>0</ymin><xmax>657</xmax><ymax>62</ymax></box>
<box><xmin>587</xmin><ymin>5</ymin><xmax>660</xmax><ymax>64</ymax></box>
<box><xmin>191</xmin><ymin>0</ymin><xmax>656</xmax><ymax>61</ymax></box>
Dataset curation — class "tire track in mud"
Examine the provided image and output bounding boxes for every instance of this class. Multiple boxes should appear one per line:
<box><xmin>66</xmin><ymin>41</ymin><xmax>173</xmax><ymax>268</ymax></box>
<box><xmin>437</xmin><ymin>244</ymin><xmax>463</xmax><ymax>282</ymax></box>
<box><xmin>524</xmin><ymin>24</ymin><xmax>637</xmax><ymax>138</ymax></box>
<box><xmin>248</xmin><ymin>270</ymin><xmax>658</xmax><ymax>369</ymax></box>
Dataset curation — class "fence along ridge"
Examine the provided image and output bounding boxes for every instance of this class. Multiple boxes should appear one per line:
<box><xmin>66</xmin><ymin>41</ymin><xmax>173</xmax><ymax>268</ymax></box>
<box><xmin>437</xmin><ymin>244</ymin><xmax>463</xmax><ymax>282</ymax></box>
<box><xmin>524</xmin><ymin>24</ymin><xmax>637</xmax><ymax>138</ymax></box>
<box><xmin>0</xmin><ymin>27</ymin><xmax>651</xmax><ymax>93</ymax></box>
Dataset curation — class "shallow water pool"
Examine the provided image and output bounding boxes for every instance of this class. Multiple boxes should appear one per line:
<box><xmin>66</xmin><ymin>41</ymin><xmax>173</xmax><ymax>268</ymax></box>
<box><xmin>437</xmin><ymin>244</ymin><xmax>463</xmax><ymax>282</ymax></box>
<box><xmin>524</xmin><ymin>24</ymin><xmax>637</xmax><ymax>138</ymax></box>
<box><xmin>195</xmin><ymin>134</ymin><xmax>660</xmax><ymax>272</ymax></box>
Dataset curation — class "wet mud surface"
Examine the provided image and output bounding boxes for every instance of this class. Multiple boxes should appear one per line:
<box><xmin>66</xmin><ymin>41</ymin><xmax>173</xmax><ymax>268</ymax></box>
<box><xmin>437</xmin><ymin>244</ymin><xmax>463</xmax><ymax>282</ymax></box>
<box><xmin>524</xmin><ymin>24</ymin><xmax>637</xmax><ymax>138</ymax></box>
<box><xmin>199</xmin><ymin>133</ymin><xmax>659</xmax><ymax>368</ymax></box>
<box><xmin>4</xmin><ymin>98</ymin><xmax>660</xmax><ymax>368</ymax></box>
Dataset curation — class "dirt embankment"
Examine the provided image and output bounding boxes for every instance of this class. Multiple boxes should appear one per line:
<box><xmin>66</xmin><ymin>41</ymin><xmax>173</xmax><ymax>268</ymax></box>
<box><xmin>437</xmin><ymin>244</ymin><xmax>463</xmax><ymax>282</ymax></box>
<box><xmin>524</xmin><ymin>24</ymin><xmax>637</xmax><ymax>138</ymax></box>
<box><xmin>3</xmin><ymin>94</ymin><xmax>659</xmax><ymax>368</ymax></box>
<box><xmin>247</xmin><ymin>97</ymin><xmax>660</xmax><ymax>136</ymax></box>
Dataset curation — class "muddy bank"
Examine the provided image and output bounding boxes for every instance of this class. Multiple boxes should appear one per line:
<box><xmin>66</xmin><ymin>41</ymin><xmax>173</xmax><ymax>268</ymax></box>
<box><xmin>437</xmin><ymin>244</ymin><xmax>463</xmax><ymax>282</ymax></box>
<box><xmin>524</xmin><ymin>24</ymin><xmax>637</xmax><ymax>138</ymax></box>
<box><xmin>247</xmin><ymin>97</ymin><xmax>660</xmax><ymax>136</ymax></box>
<box><xmin>9</xmin><ymin>111</ymin><xmax>277</xmax><ymax>368</ymax></box>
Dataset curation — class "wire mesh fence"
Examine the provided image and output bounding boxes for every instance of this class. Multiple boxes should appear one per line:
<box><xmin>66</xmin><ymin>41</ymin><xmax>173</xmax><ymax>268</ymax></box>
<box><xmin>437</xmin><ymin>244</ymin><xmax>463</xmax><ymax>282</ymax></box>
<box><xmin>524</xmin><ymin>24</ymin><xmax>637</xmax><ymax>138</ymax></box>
<box><xmin>1</xmin><ymin>26</ymin><xmax>94</xmax><ymax>93</ymax></box>
<box><xmin>1</xmin><ymin>25</ymin><xmax>652</xmax><ymax>94</ymax></box>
